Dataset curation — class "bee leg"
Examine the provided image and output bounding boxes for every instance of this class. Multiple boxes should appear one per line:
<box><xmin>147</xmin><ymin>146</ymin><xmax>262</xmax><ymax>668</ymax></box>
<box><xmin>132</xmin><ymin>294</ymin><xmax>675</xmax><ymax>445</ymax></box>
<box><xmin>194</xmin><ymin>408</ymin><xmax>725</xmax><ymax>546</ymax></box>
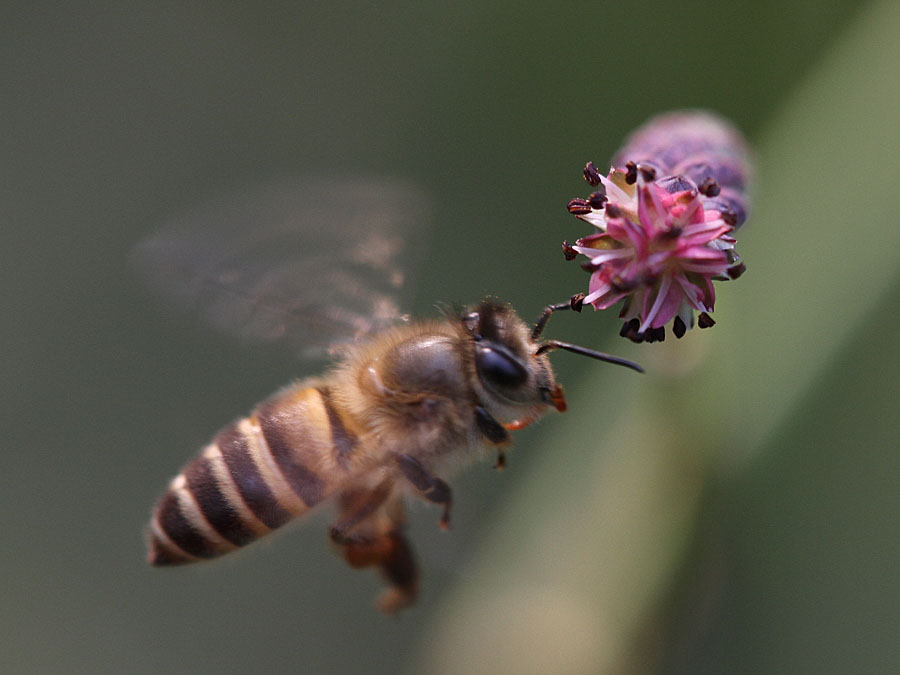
<box><xmin>374</xmin><ymin>530</ymin><xmax>419</xmax><ymax>613</ymax></box>
<box><xmin>396</xmin><ymin>454</ymin><xmax>453</xmax><ymax>529</ymax></box>
<box><xmin>329</xmin><ymin>478</ymin><xmax>394</xmax><ymax>543</ymax></box>
<box><xmin>332</xmin><ymin>528</ymin><xmax>419</xmax><ymax>613</ymax></box>
<box><xmin>330</xmin><ymin>488</ymin><xmax>419</xmax><ymax>613</ymax></box>
<box><xmin>474</xmin><ymin>405</ymin><xmax>511</xmax><ymax>470</ymax></box>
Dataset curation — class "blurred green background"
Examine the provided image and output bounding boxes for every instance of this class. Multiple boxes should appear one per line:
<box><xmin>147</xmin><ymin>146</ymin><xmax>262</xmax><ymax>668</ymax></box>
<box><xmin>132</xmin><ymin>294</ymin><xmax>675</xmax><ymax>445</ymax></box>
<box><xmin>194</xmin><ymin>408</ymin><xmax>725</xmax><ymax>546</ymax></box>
<box><xmin>3</xmin><ymin>1</ymin><xmax>899</xmax><ymax>673</ymax></box>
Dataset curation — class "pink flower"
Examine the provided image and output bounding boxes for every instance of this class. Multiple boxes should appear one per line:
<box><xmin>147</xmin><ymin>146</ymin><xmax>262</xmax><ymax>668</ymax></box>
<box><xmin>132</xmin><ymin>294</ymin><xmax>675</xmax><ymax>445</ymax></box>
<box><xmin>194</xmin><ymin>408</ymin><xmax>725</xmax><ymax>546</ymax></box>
<box><xmin>566</xmin><ymin>111</ymin><xmax>749</xmax><ymax>342</ymax></box>
<box><xmin>568</xmin><ymin>164</ymin><xmax>743</xmax><ymax>342</ymax></box>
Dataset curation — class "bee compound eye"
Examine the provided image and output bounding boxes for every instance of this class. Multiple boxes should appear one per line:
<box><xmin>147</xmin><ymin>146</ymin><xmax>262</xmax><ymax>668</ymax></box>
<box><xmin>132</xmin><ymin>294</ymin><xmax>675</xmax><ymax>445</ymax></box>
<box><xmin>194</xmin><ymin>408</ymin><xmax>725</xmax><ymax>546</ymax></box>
<box><xmin>475</xmin><ymin>344</ymin><xmax>528</xmax><ymax>390</ymax></box>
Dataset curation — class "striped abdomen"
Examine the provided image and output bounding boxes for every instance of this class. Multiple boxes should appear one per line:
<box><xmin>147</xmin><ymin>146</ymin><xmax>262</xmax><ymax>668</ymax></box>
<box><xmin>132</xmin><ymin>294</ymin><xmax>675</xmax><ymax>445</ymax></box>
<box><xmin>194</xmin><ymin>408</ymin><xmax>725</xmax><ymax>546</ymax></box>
<box><xmin>147</xmin><ymin>383</ymin><xmax>360</xmax><ymax>565</ymax></box>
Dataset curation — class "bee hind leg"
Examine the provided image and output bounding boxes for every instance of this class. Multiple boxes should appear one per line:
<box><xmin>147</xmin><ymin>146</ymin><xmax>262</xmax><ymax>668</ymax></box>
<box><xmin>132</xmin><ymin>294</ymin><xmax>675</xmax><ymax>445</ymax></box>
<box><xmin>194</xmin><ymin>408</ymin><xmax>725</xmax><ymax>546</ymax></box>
<box><xmin>329</xmin><ymin>477</ymin><xmax>394</xmax><ymax>542</ymax></box>
<box><xmin>330</xmin><ymin>485</ymin><xmax>419</xmax><ymax>613</ymax></box>
<box><xmin>396</xmin><ymin>454</ymin><xmax>452</xmax><ymax>529</ymax></box>
<box><xmin>332</xmin><ymin>530</ymin><xmax>419</xmax><ymax>613</ymax></box>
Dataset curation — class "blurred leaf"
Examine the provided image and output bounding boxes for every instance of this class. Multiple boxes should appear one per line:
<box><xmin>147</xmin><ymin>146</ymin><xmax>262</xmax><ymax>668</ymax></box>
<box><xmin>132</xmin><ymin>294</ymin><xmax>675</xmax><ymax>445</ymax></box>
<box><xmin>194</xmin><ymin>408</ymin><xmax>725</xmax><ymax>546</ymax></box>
<box><xmin>708</xmin><ymin>0</ymin><xmax>900</xmax><ymax>462</ymax></box>
<box><xmin>413</xmin><ymin>0</ymin><xmax>900</xmax><ymax>672</ymax></box>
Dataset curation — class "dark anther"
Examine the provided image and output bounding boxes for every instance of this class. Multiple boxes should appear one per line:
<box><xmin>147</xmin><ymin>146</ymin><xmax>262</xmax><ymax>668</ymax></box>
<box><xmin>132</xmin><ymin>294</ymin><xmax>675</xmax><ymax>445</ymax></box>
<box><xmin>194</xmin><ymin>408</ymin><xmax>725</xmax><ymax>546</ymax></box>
<box><xmin>604</xmin><ymin>203</ymin><xmax>622</xmax><ymax>218</ymax></box>
<box><xmin>698</xmin><ymin>312</ymin><xmax>716</xmax><ymax>328</ymax></box>
<box><xmin>638</xmin><ymin>164</ymin><xmax>657</xmax><ymax>182</ymax></box>
<box><xmin>727</xmin><ymin>262</ymin><xmax>747</xmax><ymax>279</ymax></box>
<box><xmin>580</xmin><ymin>260</ymin><xmax>595</xmax><ymax>272</ymax></box>
<box><xmin>698</xmin><ymin>177</ymin><xmax>721</xmax><ymax>197</ymax></box>
<box><xmin>673</xmin><ymin>316</ymin><xmax>687</xmax><ymax>339</ymax></box>
<box><xmin>721</xmin><ymin>209</ymin><xmax>738</xmax><ymax>227</ymax></box>
<box><xmin>569</xmin><ymin>292</ymin><xmax>585</xmax><ymax>312</ymax></box>
<box><xmin>493</xmin><ymin>451</ymin><xmax>506</xmax><ymax>471</ymax></box>
<box><xmin>660</xmin><ymin>226</ymin><xmax>683</xmax><ymax>240</ymax></box>
<box><xmin>620</xmin><ymin>318</ymin><xmax>640</xmax><ymax>339</ymax></box>
<box><xmin>625</xmin><ymin>161</ymin><xmax>638</xmax><ymax>185</ymax></box>
<box><xmin>658</xmin><ymin>175</ymin><xmax>693</xmax><ymax>193</ymax></box>
<box><xmin>567</xmin><ymin>198</ymin><xmax>592</xmax><ymax>215</ymax></box>
<box><xmin>588</xmin><ymin>191</ymin><xmax>607</xmax><ymax>210</ymax></box>
<box><xmin>639</xmin><ymin>271</ymin><xmax>658</xmax><ymax>287</ymax></box>
<box><xmin>609</xmin><ymin>275</ymin><xmax>637</xmax><ymax>293</ymax></box>
<box><xmin>561</xmin><ymin>240</ymin><xmax>578</xmax><ymax>261</ymax></box>
<box><xmin>583</xmin><ymin>161</ymin><xmax>602</xmax><ymax>186</ymax></box>
<box><xmin>639</xmin><ymin>326</ymin><xmax>663</xmax><ymax>343</ymax></box>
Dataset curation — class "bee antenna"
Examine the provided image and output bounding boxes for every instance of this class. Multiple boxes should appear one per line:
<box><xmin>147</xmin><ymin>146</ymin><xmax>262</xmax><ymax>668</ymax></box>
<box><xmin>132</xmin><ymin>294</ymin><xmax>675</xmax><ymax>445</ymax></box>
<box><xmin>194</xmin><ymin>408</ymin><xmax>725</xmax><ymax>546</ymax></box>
<box><xmin>535</xmin><ymin>340</ymin><xmax>644</xmax><ymax>373</ymax></box>
<box><xmin>532</xmin><ymin>293</ymin><xmax>586</xmax><ymax>340</ymax></box>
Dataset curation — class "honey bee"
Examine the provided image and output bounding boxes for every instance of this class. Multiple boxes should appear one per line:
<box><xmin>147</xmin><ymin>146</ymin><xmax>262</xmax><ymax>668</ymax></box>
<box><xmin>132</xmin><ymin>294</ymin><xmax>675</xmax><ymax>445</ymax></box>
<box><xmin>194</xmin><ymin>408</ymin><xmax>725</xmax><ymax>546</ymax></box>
<box><xmin>138</xmin><ymin>176</ymin><xmax>641</xmax><ymax>612</ymax></box>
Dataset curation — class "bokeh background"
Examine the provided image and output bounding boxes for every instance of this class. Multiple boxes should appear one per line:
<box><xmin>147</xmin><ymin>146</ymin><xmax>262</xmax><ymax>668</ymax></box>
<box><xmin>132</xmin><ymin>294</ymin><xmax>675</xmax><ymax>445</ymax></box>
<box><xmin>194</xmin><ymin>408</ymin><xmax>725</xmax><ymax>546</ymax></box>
<box><xmin>3</xmin><ymin>1</ymin><xmax>899</xmax><ymax>673</ymax></box>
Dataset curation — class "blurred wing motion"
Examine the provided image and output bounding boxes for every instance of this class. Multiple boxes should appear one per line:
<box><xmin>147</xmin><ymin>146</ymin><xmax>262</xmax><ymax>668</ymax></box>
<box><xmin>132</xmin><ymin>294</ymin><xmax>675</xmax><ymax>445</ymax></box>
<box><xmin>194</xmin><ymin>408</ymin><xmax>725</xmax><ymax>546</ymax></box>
<box><xmin>132</xmin><ymin>176</ymin><xmax>432</xmax><ymax>357</ymax></box>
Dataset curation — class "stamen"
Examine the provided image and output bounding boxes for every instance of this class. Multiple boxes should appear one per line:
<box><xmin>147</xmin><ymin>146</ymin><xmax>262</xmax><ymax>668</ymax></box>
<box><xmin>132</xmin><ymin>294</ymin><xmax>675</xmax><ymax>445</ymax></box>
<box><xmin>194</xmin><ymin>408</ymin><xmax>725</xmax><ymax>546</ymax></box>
<box><xmin>637</xmin><ymin>164</ymin><xmax>657</xmax><ymax>182</ymax></box>
<box><xmin>583</xmin><ymin>161</ymin><xmax>603</xmax><ymax>186</ymax></box>
<box><xmin>620</xmin><ymin>318</ymin><xmax>640</xmax><ymax>339</ymax></box>
<box><xmin>727</xmin><ymin>262</ymin><xmax>746</xmax><ymax>279</ymax></box>
<box><xmin>660</xmin><ymin>226</ymin><xmax>684</xmax><ymax>240</ymax></box>
<box><xmin>588</xmin><ymin>190</ymin><xmax>608</xmax><ymax>210</ymax></box>
<box><xmin>569</xmin><ymin>292</ymin><xmax>585</xmax><ymax>312</ymax></box>
<box><xmin>697</xmin><ymin>312</ymin><xmax>716</xmax><ymax>328</ymax></box>
<box><xmin>604</xmin><ymin>203</ymin><xmax>622</xmax><ymax>218</ymax></box>
<box><xmin>698</xmin><ymin>176</ymin><xmax>720</xmax><ymax>197</ymax></box>
<box><xmin>567</xmin><ymin>198</ymin><xmax>592</xmax><ymax>215</ymax></box>
<box><xmin>625</xmin><ymin>161</ymin><xmax>638</xmax><ymax>185</ymax></box>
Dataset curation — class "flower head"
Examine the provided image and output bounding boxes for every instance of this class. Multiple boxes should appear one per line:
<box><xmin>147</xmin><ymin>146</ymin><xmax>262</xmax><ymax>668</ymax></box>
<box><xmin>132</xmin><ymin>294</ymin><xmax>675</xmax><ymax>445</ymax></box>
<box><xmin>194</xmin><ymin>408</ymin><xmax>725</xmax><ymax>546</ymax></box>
<box><xmin>566</xmin><ymin>111</ymin><xmax>750</xmax><ymax>342</ymax></box>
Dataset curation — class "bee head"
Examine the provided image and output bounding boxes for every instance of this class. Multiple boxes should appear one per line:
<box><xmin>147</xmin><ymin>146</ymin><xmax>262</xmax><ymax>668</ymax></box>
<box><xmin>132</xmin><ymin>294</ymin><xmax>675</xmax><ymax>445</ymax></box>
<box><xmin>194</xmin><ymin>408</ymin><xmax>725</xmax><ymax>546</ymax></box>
<box><xmin>459</xmin><ymin>300</ymin><xmax>564</xmax><ymax>412</ymax></box>
<box><xmin>456</xmin><ymin>298</ymin><xmax>642</xmax><ymax>419</ymax></box>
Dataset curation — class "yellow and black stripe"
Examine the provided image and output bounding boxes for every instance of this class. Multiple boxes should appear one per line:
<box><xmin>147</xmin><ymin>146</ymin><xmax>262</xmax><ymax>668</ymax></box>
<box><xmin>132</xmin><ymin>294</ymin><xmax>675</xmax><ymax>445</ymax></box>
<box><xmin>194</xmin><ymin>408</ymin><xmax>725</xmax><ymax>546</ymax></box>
<box><xmin>147</xmin><ymin>385</ymin><xmax>362</xmax><ymax>565</ymax></box>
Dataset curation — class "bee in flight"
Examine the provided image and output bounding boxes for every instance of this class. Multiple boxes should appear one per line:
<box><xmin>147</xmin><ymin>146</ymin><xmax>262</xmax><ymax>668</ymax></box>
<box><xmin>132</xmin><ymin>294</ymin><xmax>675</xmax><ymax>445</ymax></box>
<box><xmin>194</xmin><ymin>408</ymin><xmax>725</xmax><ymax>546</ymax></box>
<box><xmin>137</xmin><ymin>177</ymin><xmax>642</xmax><ymax>612</ymax></box>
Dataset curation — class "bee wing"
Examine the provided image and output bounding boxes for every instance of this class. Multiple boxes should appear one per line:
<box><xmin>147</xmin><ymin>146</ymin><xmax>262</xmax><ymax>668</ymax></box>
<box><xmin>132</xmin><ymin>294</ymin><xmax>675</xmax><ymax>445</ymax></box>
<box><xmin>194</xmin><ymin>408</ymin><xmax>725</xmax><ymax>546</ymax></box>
<box><xmin>132</xmin><ymin>175</ymin><xmax>431</xmax><ymax>357</ymax></box>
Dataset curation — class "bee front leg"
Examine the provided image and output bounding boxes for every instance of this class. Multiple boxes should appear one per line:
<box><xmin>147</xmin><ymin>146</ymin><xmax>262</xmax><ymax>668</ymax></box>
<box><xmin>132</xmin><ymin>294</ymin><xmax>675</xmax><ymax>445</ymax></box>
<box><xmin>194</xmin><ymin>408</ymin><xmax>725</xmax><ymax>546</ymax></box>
<box><xmin>396</xmin><ymin>454</ymin><xmax>453</xmax><ymax>529</ymax></box>
<box><xmin>474</xmin><ymin>405</ymin><xmax>511</xmax><ymax>470</ymax></box>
